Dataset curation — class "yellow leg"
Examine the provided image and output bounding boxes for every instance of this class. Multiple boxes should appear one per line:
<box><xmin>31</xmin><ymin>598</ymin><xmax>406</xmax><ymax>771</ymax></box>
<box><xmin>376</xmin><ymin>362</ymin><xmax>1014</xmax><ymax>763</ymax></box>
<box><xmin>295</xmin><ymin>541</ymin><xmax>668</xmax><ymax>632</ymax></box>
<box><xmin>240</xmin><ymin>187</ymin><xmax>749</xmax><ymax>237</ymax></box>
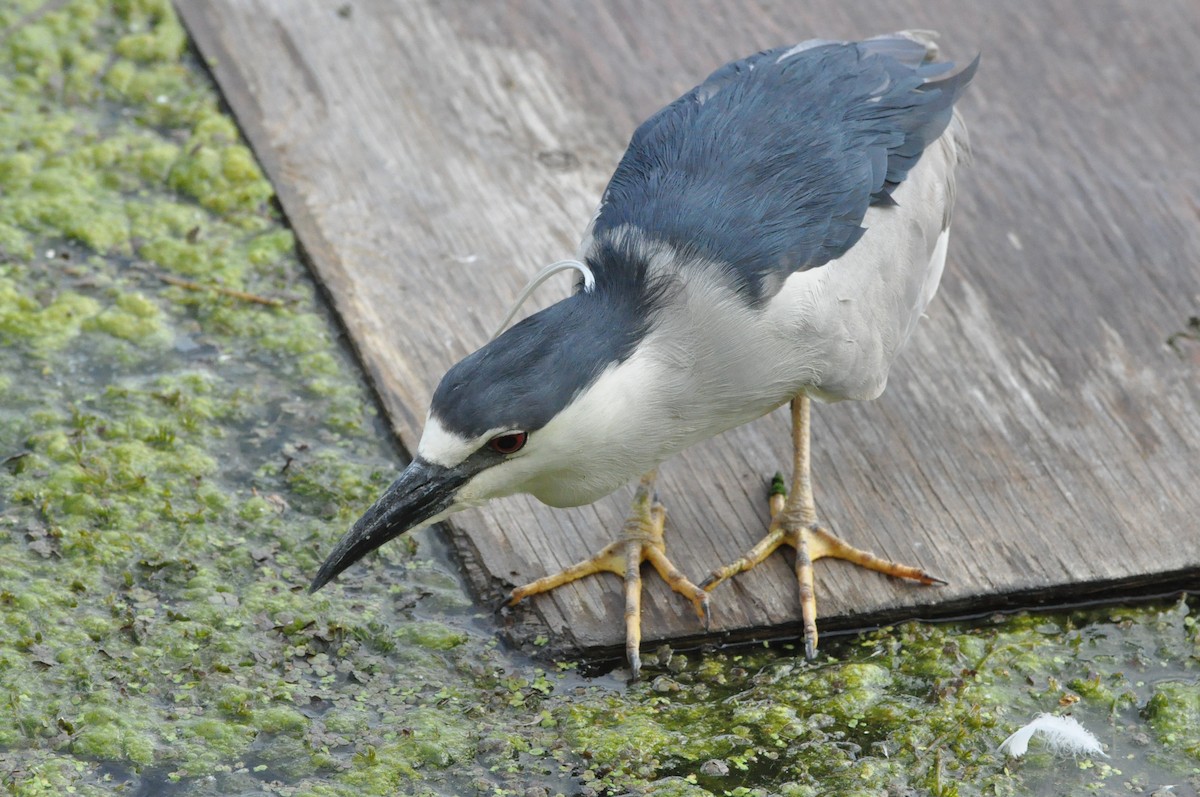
<box><xmin>703</xmin><ymin>395</ymin><xmax>944</xmax><ymax>660</ymax></box>
<box><xmin>623</xmin><ymin>535</ymin><xmax>643</xmax><ymax>675</ymax></box>
<box><xmin>508</xmin><ymin>470</ymin><xmax>709</xmax><ymax>681</ymax></box>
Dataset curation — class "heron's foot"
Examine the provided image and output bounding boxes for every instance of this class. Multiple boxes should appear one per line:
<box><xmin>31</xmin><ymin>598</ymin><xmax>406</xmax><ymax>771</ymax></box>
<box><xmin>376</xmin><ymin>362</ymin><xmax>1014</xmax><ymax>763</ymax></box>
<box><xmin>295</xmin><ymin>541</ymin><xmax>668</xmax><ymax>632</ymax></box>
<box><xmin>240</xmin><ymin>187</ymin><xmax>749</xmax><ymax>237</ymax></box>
<box><xmin>508</xmin><ymin>473</ymin><xmax>709</xmax><ymax>682</ymax></box>
<box><xmin>701</xmin><ymin>473</ymin><xmax>943</xmax><ymax>660</ymax></box>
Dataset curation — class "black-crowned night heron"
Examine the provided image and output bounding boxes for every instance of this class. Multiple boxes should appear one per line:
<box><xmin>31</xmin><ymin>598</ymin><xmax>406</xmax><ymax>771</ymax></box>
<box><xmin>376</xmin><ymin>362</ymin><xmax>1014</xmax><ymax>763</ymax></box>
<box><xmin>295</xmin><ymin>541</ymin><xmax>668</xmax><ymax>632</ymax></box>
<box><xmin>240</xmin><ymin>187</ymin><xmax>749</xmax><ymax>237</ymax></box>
<box><xmin>312</xmin><ymin>32</ymin><xmax>977</xmax><ymax>679</ymax></box>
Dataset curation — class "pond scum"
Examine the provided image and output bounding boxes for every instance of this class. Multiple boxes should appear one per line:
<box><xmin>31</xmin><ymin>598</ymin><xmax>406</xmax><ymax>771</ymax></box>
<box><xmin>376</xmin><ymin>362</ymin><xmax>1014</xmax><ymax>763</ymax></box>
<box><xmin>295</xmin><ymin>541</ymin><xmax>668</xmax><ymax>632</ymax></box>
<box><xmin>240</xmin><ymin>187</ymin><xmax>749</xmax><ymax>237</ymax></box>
<box><xmin>0</xmin><ymin>2</ymin><xmax>1198</xmax><ymax>795</ymax></box>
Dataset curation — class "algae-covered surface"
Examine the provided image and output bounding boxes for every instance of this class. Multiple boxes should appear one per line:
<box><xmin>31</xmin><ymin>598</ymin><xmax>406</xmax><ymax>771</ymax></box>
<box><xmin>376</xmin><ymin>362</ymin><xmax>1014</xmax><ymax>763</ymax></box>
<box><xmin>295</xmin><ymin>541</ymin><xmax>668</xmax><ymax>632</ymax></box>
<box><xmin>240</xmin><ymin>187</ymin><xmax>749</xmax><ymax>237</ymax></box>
<box><xmin>1</xmin><ymin>2</ymin><xmax>1199</xmax><ymax>795</ymax></box>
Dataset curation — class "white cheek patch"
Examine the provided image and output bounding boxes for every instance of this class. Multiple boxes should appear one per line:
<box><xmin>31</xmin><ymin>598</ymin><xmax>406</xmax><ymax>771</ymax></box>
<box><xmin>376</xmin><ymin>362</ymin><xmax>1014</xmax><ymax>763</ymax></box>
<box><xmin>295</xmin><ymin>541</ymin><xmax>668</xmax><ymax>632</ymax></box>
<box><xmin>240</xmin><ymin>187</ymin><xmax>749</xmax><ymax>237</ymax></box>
<box><xmin>417</xmin><ymin>414</ymin><xmax>480</xmax><ymax>468</ymax></box>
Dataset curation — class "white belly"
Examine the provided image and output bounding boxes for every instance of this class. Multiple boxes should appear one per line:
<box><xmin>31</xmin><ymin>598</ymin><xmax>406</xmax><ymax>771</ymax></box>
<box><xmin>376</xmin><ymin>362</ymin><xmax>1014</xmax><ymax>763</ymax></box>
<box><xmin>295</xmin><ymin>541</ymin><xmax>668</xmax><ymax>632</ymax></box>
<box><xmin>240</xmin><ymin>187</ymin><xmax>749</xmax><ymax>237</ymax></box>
<box><xmin>523</xmin><ymin>121</ymin><xmax>966</xmax><ymax>507</ymax></box>
<box><xmin>766</xmin><ymin>225</ymin><xmax>951</xmax><ymax>404</ymax></box>
<box><xmin>657</xmin><ymin>130</ymin><xmax>959</xmax><ymax>429</ymax></box>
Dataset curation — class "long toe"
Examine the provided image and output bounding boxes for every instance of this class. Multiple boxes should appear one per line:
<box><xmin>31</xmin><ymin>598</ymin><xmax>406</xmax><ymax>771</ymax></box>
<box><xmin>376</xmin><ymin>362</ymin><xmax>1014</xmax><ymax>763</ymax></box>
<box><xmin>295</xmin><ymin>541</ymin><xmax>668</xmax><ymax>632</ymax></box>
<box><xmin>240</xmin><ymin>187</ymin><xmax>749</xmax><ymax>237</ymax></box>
<box><xmin>643</xmin><ymin>544</ymin><xmax>711</xmax><ymax>632</ymax></box>
<box><xmin>805</xmin><ymin>525</ymin><xmax>945</xmax><ymax>587</ymax></box>
<box><xmin>507</xmin><ymin>471</ymin><xmax>710</xmax><ymax>679</ymax></box>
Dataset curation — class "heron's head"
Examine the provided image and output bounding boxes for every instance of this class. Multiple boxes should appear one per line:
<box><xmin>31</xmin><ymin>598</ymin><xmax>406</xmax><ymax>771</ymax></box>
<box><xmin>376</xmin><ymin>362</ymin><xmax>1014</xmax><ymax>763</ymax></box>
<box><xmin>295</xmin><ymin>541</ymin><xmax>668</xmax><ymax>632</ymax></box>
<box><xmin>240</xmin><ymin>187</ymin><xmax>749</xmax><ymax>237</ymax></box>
<box><xmin>310</xmin><ymin>272</ymin><xmax>665</xmax><ymax>591</ymax></box>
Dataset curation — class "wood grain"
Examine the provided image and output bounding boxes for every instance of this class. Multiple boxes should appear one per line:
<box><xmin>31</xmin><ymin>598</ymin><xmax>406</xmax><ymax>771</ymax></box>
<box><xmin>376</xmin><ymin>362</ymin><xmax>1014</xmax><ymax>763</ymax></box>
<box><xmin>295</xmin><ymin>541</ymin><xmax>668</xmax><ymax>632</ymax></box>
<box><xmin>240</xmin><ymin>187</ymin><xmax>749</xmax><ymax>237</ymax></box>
<box><xmin>176</xmin><ymin>0</ymin><xmax>1200</xmax><ymax>656</ymax></box>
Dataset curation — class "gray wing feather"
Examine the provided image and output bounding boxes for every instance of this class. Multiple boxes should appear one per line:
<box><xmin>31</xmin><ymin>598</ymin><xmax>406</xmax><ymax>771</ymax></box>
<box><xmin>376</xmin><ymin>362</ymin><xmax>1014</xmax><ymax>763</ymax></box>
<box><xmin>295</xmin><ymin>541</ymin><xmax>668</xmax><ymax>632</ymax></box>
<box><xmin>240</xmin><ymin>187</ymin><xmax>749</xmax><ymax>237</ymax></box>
<box><xmin>591</xmin><ymin>34</ymin><xmax>978</xmax><ymax>302</ymax></box>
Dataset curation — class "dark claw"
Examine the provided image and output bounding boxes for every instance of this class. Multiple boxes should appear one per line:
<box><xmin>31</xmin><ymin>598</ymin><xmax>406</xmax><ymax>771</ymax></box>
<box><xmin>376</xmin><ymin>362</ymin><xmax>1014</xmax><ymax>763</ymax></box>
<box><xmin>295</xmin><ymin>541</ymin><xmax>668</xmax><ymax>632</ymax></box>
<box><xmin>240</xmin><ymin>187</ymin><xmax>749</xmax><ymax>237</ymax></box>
<box><xmin>628</xmin><ymin>647</ymin><xmax>642</xmax><ymax>683</ymax></box>
<box><xmin>493</xmin><ymin>593</ymin><xmax>517</xmax><ymax>615</ymax></box>
<box><xmin>804</xmin><ymin>635</ymin><xmax>817</xmax><ymax>661</ymax></box>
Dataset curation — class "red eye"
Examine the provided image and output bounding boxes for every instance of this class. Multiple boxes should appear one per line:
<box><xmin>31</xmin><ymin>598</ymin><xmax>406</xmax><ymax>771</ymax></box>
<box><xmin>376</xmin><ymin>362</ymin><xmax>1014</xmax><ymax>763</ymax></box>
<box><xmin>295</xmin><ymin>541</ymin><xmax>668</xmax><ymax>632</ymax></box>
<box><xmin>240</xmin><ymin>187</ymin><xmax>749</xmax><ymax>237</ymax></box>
<box><xmin>487</xmin><ymin>431</ymin><xmax>527</xmax><ymax>455</ymax></box>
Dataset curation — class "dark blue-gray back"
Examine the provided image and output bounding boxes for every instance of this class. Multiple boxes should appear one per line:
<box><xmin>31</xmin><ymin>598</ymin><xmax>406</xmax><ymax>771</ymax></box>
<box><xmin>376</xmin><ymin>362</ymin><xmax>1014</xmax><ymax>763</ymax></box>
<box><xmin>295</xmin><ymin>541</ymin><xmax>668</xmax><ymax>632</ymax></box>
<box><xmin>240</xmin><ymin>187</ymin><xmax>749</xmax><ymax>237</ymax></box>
<box><xmin>591</xmin><ymin>35</ymin><xmax>978</xmax><ymax>303</ymax></box>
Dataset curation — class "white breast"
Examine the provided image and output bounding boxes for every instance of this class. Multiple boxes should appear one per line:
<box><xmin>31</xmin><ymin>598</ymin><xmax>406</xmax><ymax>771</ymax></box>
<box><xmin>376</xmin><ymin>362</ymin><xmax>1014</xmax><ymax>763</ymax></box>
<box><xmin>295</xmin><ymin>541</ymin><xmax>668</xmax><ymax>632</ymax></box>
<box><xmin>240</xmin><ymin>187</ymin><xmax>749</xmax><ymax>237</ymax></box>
<box><xmin>642</xmin><ymin>115</ymin><xmax>966</xmax><ymax>440</ymax></box>
<box><xmin>744</xmin><ymin>116</ymin><xmax>963</xmax><ymax>404</ymax></box>
<box><xmin>522</xmin><ymin>118</ymin><xmax>967</xmax><ymax>507</ymax></box>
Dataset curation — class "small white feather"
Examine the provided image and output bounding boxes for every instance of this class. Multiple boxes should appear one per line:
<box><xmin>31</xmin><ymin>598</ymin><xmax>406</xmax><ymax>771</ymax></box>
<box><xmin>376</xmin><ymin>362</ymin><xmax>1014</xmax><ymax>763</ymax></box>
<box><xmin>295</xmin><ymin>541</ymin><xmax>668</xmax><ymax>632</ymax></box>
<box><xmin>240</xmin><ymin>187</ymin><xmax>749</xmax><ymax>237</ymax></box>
<box><xmin>998</xmin><ymin>714</ymin><xmax>1106</xmax><ymax>758</ymax></box>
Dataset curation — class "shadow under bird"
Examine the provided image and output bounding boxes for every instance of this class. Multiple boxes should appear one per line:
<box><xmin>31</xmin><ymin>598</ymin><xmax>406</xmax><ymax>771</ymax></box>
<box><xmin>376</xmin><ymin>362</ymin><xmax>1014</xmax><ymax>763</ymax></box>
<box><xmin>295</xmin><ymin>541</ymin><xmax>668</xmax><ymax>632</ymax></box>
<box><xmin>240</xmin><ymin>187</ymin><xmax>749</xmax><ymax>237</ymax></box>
<box><xmin>311</xmin><ymin>31</ymin><xmax>978</xmax><ymax>680</ymax></box>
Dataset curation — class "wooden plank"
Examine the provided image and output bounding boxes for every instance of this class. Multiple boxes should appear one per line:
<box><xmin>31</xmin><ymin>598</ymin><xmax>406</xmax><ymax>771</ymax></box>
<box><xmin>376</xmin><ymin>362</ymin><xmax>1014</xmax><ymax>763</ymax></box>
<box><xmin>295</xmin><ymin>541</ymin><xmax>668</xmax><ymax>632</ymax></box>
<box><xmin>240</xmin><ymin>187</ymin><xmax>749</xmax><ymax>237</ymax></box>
<box><xmin>176</xmin><ymin>0</ymin><xmax>1200</xmax><ymax>657</ymax></box>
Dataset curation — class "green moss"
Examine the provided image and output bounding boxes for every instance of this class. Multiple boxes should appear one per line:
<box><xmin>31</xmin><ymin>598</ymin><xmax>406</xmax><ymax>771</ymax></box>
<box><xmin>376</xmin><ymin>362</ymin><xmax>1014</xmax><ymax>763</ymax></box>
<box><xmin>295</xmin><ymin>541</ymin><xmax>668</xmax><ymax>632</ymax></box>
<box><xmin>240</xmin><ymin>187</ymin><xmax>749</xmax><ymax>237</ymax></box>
<box><xmin>84</xmin><ymin>291</ymin><xmax>168</xmax><ymax>343</ymax></box>
<box><xmin>0</xmin><ymin>222</ymin><xmax>33</xmax><ymax>259</ymax></box>
<box><xmin>810</xmin><ymin>661</ymin><xmax>893</xmax><ymax>719</ymax></box>
<box><xmin>214</xmin><ymin>684</ymin><xmax>255</xmax><ymax>719</ymax></box>
<box><xmin>70</xmin><ymin>704</ymin><xmax>158</xmax><ymax>767</ymax></box>
<box><xmin>0</xmin><ymin>281</ymin><xmax>102</xmax><ymax>351</ymax></box>
<box><xmin>18</xmin><ymin>167</ymin><xmax>129</xmax><ymax>253</ymax></box>
<box><xmin>565</xmin><ymin>700</ymin><xmax>720</xmax><ymax>772</ymax></box>
<box><xmin>179</xmin><ymin>717</ymin><xmax>256</xmax><ymax>767</ymax></box>
<box><xmin>7</xmin><ymin>24</ymin><xmax>62</xmax><ymax>83</ymax></box>
<box><xmin>394</xmin><ymin>622</ymin><xmax>469</xmax><ymax>651</ymax></box>
<box><xmin>340</xmin><ymin>708</ymin><xmax>474</xmax><ymax>790</ymax></box>
<box><xmin>1145</xmin><ymin>681</ymin><xmax>1200</xmax><ymax>759</ymax></box>
<box><xmin>0</xmin><ymin>152</ymin><xmax>37</xmax><ymax>186</ymax></box>
<box><xmin>245</xmin><ymin>228</ymin><xmax>295</xmax><ymax>265</ymax></box>
<box><xmin>254</xmin><ymin>705</ymin><xmax>308</xmax><ymax>736</ymax></box>
<box><xmin>115</xmin><ymin>18</ymin><xmax>186</xmax><ymax>64</ymax></box>
<box><xmin>168</xmin><ymin>120</ymin><xmax>273</xmax><ymax>218</ymax></box>
<box><xmin>124</xmin><ymin>732</ymin><xmax>156</xmax><ymax>766</ymax></box>
<box><xmin>237</xmin><ymin>494</ymin><xmax>274</xmax><ymax>521</ymax></box>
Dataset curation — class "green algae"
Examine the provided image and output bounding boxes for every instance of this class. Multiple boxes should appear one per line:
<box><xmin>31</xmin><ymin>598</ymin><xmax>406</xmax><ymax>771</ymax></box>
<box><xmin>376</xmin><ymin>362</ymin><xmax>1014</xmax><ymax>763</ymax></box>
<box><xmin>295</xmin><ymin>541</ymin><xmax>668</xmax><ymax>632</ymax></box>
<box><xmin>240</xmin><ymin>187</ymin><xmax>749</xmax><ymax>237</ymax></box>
<box><xmin>1146</xmin><ymin>681</ymin><xmax>1200</xmax><ymax>759</ymax></box>
<box><xmin>84</xmin><ymin>289</ymin><xmax>169</xmax><ymax>343</ymax></box>
<box><xmin>394</xmin><ymin>621</ymin><xmax>469</xmax><ymax>651</ymax></box>
<box><xmin>1</xmin><ymin>3</ymin><xmax>1199</xmax><ymax>796</ymax></box>
<box><xmin>545</xmin><ymin>604</ymin><xmax>1200</xmax><ymax>795</ymax></box>
<box><xmin>0</xmin><ymin>280</ymin><xmax>101</xmax><ymax>351</ymax></box>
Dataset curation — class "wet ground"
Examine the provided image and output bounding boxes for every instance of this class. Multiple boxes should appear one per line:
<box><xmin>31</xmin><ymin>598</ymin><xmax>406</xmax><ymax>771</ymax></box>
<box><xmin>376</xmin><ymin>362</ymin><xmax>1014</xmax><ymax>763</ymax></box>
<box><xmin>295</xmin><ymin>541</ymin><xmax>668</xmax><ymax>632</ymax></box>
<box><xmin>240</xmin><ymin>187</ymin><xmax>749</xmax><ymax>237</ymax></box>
<box><xmin>1</xmin><ymin>2</ymin><xmax>1198</xmax><ymax>795</ymax></box>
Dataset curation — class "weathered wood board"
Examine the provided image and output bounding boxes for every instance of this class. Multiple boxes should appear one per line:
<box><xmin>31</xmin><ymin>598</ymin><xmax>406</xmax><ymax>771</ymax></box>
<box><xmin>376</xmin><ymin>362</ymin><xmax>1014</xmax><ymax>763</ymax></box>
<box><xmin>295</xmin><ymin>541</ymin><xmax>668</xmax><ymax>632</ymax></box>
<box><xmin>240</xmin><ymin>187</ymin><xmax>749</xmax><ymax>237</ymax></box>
<box><xmin>176</xmin><ymin>0</ymin><xmax>1200</xmax><ymax>657</ymax></box>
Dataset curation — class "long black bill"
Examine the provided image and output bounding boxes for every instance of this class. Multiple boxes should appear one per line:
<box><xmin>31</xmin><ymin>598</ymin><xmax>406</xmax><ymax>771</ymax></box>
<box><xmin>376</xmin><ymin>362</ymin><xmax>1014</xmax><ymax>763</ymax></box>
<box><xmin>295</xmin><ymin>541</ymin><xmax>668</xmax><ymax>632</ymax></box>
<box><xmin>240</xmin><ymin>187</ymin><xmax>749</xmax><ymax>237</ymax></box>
<box><xmin>309</xmin><ymin>458</ymin><xmax>468</xmax><ymax>592</ymax></box>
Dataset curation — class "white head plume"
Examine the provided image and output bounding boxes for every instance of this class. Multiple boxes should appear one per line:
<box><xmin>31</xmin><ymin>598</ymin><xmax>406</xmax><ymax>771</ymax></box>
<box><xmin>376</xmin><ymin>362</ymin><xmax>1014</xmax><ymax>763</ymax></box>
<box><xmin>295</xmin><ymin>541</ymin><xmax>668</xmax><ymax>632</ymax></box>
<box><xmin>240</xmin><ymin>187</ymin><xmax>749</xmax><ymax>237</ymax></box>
<box><xmin>492</xmin><ymin>259</ymin><xmax>596</xmax><ymax>339</ymax></box>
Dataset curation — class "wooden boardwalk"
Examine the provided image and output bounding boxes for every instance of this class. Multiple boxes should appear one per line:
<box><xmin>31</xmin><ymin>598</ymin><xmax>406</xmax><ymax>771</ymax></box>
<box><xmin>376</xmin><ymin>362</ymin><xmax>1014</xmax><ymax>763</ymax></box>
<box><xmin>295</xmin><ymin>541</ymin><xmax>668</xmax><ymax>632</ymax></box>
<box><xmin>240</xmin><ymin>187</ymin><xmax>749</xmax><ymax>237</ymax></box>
<box><xmin>177</xmin><ymin>0</ymin><xmax>1200</xmax><ymax>657</ymax></box>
